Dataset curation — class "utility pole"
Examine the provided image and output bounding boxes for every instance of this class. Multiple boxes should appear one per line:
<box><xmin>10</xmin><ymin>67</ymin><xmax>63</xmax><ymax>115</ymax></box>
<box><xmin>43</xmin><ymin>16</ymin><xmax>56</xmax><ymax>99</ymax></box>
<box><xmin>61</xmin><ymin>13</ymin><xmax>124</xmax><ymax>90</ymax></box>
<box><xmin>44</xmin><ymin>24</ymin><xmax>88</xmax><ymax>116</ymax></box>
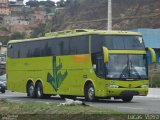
<box><xmin>108</xmin><ymin>0</ymin><xmax>112</xmax><ymax>31</ymax></box>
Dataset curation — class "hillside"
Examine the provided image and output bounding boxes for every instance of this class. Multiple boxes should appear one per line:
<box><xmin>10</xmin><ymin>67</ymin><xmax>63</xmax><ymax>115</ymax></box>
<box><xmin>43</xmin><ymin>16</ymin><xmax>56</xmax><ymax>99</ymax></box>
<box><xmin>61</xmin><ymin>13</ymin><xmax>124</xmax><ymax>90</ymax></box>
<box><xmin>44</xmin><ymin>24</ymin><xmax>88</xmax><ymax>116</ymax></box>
<box><xmin>53</xmin><ymin>0</ymin><xmax>160</xmax><ymax>31</ymax></box>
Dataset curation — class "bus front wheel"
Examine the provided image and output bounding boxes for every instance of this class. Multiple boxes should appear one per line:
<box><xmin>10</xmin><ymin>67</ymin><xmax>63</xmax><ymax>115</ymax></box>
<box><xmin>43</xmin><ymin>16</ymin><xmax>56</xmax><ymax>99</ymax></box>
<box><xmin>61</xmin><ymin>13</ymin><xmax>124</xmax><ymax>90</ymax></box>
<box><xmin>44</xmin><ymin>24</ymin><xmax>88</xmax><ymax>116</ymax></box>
<box><xmin>121</xmin><ymin>96</ymin><xmax>133</xmax><ymax>102</ymax></box>
<box><xmin>27</xmin><ymin>82</ymin><xmax>35</xmax><ymax>98</ymax></box>
<box><xmin>85</xmin><ymin>83</ymin><xmax>96</xmax><ymax>102</ymax></box>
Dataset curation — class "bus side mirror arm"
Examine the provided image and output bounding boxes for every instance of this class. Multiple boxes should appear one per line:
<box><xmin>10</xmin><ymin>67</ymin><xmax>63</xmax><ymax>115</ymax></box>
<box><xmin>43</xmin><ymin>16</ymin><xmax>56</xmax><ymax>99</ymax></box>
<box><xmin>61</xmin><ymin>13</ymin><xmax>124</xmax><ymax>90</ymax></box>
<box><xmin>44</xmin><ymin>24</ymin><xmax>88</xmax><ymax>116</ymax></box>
<box><xmin>102</xmin><ymin>47</ymin><xmax>109</xmax><ymax>63</ymax></box>
<box><xmin>146</xmin><ymin>47</ymin><xmax>156</xmax><ymax>63</ymax></box>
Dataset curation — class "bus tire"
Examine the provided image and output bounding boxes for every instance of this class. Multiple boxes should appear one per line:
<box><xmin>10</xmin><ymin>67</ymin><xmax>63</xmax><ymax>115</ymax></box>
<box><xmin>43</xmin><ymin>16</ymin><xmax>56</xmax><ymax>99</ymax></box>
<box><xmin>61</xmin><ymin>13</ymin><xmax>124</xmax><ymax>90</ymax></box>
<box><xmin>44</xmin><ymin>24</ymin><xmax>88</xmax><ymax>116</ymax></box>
<box><xmin>1</xmin><ymin>89</ymin><xmax>5</xmax><ymax>93</ymax></box>
<box><xmin>121</xmin><ymin>96</ymin><xmax>133</xmax><ymax>102</ymax></box>
<box><xmin>27</xmin><ymin>82</ymin><xmax>35</xmax><ymax>98</ymax></box>
<box><xmin>35</xmin><ymin>82</ymin><xmax>44</xmax><ymax>99</ymax></box>
<box><xmin>85</xmin><ymin>83</ymin><xmax>96</xmax><ymax>102</ymax></box>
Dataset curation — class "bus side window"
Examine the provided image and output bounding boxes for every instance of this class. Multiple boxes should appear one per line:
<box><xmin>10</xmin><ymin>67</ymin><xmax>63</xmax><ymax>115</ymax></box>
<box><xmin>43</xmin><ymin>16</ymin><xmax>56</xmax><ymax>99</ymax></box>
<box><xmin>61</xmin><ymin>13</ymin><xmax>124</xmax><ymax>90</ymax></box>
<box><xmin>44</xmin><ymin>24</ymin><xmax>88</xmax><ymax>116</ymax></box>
<box><xmin>58</xmin><ymin>39</ymin><xmax>70</xmax><ymax>55</ymax></box>
<box><xmin>70</xmin><ymin>36</ymin><xmax>89</xmax><ymax>55</ymax></box>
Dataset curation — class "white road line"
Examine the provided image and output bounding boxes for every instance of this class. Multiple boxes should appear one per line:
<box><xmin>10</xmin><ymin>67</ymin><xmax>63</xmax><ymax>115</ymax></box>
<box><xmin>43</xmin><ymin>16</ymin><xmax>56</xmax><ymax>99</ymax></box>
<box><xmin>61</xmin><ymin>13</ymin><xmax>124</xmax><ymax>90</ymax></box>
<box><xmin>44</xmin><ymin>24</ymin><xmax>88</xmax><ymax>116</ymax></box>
<box><xmin>134</xmin><ymin>97</ymin><xmax>160</xmax><ymax>100</ymax></box>
<box><xmin>134</xmin><ymin>96</ymin><xmax>160</xmax><ymax>98</ymax></box>
<box><xmin>118</xmin><ymin>107</ymin><xmax>144</xmax><ymax>110</ymax></box>
<box><xmin>147</xmin><ymin>95</ymin><xmax>160</xmax><ymax>98</ymax></box>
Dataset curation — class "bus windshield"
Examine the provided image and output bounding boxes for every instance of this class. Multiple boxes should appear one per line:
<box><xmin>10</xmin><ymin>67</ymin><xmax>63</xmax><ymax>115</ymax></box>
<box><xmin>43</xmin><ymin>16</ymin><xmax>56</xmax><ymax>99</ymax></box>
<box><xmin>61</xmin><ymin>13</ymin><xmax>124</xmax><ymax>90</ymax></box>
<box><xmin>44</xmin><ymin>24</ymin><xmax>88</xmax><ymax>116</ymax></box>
<box><xmin>106</xmin><ymin>55</ymin><xmax>148</xmax><ymax>79</ymax></box>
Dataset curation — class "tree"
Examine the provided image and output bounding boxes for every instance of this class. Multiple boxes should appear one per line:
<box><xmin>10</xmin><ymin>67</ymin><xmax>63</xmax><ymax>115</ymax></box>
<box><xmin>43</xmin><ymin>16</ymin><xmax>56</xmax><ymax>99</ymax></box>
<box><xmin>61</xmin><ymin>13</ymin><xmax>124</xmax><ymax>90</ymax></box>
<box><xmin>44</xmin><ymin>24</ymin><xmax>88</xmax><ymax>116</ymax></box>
<box><xmin>65</xmin><ymin>0</ymin><xmax>72</xmax><ymax>6</ymax></box>
<box><xmin>0</xmin><ymin>26</ymin><xmax>8</xmax><ymax>32</ymax></box>
<box><xmin>66</xmin><ymin>0</ymin><xmax>80</xmax><ymax>16</ymax></box>
<box><xmin>46</xmin><ymin>7</ymin><xmax>52</xmax><ymax>13</ymax></box>
<box><xmin>26</xmin><ymin>0</ymin><xmax>39</xmax><ymax>7</ymax></box>
<box><xmin>31</xmin><ymin>24</ymin><xmax>46</xmax><ymax>38</ymax></box>
<box><xmin>0</xmin><ymin>36</ymin><xmax>10</xmax><ymax>45</ymax></box>
<box><xmin>45</xmin><ymin>0</ymin><xmax>55</xmax><ymax>7</ymax></box>
<box><xmin>39</xmin><ymin>1</ymin><xmax>46</xmax><ymax>6</ymax></box>
<box><xmin>10</xmin><ymin>32</ymin><xmax>25</xmax><ymax>40</ymax></box>
<box><xmin>44</xmin><ymin>0</ymin><xmax>55</xmax><ymax>13</ymax></box>
<box><xmin>56</xmin><ymin>0</ymin><xmax>65</xmax><ymax>7</ymax></box>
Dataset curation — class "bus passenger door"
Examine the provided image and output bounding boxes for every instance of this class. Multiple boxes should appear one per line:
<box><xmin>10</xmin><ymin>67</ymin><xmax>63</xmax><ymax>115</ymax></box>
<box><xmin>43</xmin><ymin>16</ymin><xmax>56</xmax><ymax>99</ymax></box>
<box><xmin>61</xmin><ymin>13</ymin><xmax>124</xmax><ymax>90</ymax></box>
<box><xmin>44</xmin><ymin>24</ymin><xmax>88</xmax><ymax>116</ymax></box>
<box><xmin>96</xmin><ymin>55</ymin><xmax>105</xmax><ymax>78</ymax></box>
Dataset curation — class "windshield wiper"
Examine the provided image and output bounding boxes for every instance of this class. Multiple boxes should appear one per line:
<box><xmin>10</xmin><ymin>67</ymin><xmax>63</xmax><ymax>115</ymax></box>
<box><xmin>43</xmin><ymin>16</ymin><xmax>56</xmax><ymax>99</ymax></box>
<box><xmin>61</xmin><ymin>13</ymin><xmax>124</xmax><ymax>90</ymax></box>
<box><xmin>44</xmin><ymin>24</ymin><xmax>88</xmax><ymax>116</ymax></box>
<box><xmin>120</xmin><ymin>67</ymin><xmax>129</xmax><ymax>78</ymax></box>
<box><xmin>120</xmin><ymin>57</ymin><xmax>141</xmax><ymax>79</ymax></box>
<box><xmin>120</xmin><ymin>56</ymin><xmax>130</xmax><ymax>79</ymax></box>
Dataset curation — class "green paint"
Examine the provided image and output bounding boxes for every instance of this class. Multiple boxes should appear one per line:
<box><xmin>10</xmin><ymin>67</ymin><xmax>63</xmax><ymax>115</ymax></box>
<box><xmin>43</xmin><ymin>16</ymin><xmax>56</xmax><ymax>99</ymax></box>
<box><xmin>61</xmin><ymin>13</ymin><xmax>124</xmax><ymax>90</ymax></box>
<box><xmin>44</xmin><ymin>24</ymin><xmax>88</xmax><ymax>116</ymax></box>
<box><xmin>111</xmin><ymin>80</ymin><xmax>115</xmax><ymax>84</ymax></box>
<box><xmin>47</xmin><ymin>56</ymin><xmax>68</xmax><ymax>91</ymax></box>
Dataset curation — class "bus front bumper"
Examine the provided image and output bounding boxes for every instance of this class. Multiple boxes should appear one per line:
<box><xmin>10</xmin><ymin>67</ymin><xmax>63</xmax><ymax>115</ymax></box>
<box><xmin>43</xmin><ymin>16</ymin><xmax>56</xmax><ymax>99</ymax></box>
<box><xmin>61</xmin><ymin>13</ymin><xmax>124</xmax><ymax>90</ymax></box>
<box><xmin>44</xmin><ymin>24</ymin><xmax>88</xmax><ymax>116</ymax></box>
<box><xmin>96</xmin><ymin>88</ymin><xmax>148</xmax><ymax>97</ymax></box>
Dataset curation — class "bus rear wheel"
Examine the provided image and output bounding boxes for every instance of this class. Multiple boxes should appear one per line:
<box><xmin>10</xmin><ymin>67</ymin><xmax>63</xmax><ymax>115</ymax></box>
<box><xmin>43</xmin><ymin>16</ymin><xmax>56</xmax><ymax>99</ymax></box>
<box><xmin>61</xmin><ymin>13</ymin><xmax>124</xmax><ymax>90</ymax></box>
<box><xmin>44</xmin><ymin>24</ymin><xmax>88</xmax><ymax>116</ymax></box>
<box><xmin>35</xmin><ymin>82</ymin><xmax>44</xmax><ymax>99</ymax></box>
<box><xmin>85</xmin><ymin>83</ymin><xmax>96</xmax><ymax>102</ymax></box>
<box><xmin>27</xmin><ymin>82</ymin><xmax>35</xmax><ymax>98</ymax></box>
<box><xmin>121</xmin><ymin>96</ymin><xmax>133</xmax><ymax>102</ymax></box>
<box><xmin>1</xmin><ymin>89</ymin><xmax>5</xmax><ymax>93</ymax></box>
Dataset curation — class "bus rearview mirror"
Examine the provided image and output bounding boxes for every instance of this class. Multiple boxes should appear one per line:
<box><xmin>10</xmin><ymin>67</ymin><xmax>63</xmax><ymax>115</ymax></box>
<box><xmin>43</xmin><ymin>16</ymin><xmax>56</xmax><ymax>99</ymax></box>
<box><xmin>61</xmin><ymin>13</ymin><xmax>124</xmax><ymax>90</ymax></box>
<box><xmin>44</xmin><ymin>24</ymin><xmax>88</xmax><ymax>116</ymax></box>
<box><xmin>147</xmin><ymin>47</ymin><xmax>156</xmax><ymax>63</ymax></box>
<box><xmin>102</xmin><ymin>47</ymin><xmax>109</xmax><ymax>63</ymax></box>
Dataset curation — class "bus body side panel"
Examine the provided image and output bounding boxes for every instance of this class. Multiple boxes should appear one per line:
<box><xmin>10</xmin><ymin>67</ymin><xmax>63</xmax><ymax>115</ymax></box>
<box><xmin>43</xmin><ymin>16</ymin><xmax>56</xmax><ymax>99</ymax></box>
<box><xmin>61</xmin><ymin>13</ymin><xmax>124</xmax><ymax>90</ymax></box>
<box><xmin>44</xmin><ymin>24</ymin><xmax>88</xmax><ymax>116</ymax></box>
<box><xmin>55</xmin><ymin>54</ymin><xmax>92</xmax><ymax>96</ymax></box>
<box><xmin>7</xmin><ymin>57</ymin><xmax>55</xmax><ymax>93</ymax></box>
<box><xmin>7</xmin><ymin>54</ymin><xmax>93</xmax><ymax>96</ymax></box>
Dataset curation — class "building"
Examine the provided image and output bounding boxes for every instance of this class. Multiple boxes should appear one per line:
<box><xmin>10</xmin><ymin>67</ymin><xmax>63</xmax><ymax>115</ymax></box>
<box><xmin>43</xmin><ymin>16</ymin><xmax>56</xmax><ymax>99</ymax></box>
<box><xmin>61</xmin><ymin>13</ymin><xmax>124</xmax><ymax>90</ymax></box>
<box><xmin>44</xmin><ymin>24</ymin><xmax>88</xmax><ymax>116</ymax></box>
<box><xmin>0</xmin><ymin>0</ymin><xmax>10</xmax><ymax>15</ymax></box>
<box><xmin>3</xmin><ymin>16</ymin><xmax>29</xmax><ymax>25</ymax></box>
<box><xmin>131</xmin><ymin>28</ymin><xmax>160</xmax><ymax>64</ymax></box>
<box><xmin>9</xmin><ymin>0</ymin><xmax>24</xmax><ymax>13</ymax></box>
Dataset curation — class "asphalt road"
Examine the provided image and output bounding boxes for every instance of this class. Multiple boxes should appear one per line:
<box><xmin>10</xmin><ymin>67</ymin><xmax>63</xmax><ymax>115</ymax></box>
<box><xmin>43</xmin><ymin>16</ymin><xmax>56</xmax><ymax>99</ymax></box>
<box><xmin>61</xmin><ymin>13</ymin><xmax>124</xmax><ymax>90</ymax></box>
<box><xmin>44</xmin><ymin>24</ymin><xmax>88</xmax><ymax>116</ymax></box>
<box><xmin>0</xmin><ymin>90</ymin><xmax>160</xmax><ymax>114</ymax></box>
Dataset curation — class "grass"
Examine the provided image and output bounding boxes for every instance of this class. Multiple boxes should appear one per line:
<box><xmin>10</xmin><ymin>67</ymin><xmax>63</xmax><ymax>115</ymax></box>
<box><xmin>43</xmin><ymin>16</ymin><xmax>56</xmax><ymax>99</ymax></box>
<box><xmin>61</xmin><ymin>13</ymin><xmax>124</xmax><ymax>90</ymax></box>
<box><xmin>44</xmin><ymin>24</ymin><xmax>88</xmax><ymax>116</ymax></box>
<box><xmin>0</xmin><ymin>99</ymin><xmax>127</xmax><ymax>120</ymax></box>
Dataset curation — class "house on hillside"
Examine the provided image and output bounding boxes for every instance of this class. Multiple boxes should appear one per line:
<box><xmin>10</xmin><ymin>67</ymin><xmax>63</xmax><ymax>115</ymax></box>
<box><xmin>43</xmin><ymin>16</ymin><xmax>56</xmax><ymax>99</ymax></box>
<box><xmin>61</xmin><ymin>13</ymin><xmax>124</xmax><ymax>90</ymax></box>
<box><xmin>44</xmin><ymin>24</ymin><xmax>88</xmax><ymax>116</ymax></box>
<box><xmin>0</xmin><ymin>0</ymin><xmax>10</xmax><ymax>15</ymax></box>
<box><xmin>3</xmin><ymin>16</ymin><xmax>29</xmax><ymax>25</ymax></box>
<box><xmin>131</xmin><ymin>28</ymin><xmax>160</xmax><ymax>64</ymax></box>
<box><xmin>9</xmin><ymin>0</ymin><xmax>24</xmax><ymax>13</ymax></box>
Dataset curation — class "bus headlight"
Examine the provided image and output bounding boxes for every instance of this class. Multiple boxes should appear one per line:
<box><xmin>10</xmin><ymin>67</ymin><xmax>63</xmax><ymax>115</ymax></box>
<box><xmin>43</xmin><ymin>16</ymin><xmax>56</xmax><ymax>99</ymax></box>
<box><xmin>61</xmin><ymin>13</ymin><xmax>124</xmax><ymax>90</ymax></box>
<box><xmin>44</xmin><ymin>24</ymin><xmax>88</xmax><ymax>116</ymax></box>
<box><xmin>141</xmin><ymin>85</ymin><xmax>149</xmax><ymax>88</ymax></box>
<box><xmin>107</xmin><ymin>84</ymin><xmax>119</xmax><ymax>88</ymax></box>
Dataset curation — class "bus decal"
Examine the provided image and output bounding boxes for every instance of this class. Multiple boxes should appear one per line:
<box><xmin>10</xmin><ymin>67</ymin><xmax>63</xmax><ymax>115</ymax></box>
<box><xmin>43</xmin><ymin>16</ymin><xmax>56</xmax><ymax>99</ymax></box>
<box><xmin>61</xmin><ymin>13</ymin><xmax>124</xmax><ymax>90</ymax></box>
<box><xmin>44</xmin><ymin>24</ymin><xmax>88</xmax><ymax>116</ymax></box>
<box><xmin>47</xmin><ymin>56</ymin><xmax>68</xmax><ymax>91</ymax></box>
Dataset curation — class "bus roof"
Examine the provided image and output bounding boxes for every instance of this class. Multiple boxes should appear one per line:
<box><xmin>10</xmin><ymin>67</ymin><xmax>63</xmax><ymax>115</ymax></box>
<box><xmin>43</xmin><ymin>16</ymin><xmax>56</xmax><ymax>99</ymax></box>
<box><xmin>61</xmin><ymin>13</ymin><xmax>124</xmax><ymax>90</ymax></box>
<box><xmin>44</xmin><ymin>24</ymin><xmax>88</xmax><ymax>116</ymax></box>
<box><xmin>8</xmin><ymin>29</ymin><xmax>141</xmax><ymax>44</ymax></box>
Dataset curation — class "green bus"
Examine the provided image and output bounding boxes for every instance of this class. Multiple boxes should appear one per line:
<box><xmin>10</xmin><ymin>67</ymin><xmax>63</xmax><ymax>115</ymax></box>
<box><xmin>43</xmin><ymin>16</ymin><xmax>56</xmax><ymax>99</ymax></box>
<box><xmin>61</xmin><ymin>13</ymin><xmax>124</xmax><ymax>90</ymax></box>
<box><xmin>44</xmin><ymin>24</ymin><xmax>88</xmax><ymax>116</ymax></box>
<box><xmin>6</xmin><ymin>29</ymin><xmax>156</xmax><ymax>102</ymax></box>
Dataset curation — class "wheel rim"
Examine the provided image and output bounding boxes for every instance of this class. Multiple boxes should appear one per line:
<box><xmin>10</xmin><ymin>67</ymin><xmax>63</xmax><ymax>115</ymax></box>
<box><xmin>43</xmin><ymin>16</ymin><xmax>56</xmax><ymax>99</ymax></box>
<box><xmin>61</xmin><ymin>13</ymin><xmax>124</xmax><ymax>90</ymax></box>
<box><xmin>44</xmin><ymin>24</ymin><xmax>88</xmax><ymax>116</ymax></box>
<box><xmin>88</xmin><ymin>87</ymin><xmax>94</xmax><ymax>100</ymax></box>
<box><xmin>37</xmin><ymin>86</ymin><xmax>42</xmax><ymax>97</ymax></box>
<box><xmin>29</xmin><ymin>85</ymin><xmax>34</xmax><ymax>97</ymax></box>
